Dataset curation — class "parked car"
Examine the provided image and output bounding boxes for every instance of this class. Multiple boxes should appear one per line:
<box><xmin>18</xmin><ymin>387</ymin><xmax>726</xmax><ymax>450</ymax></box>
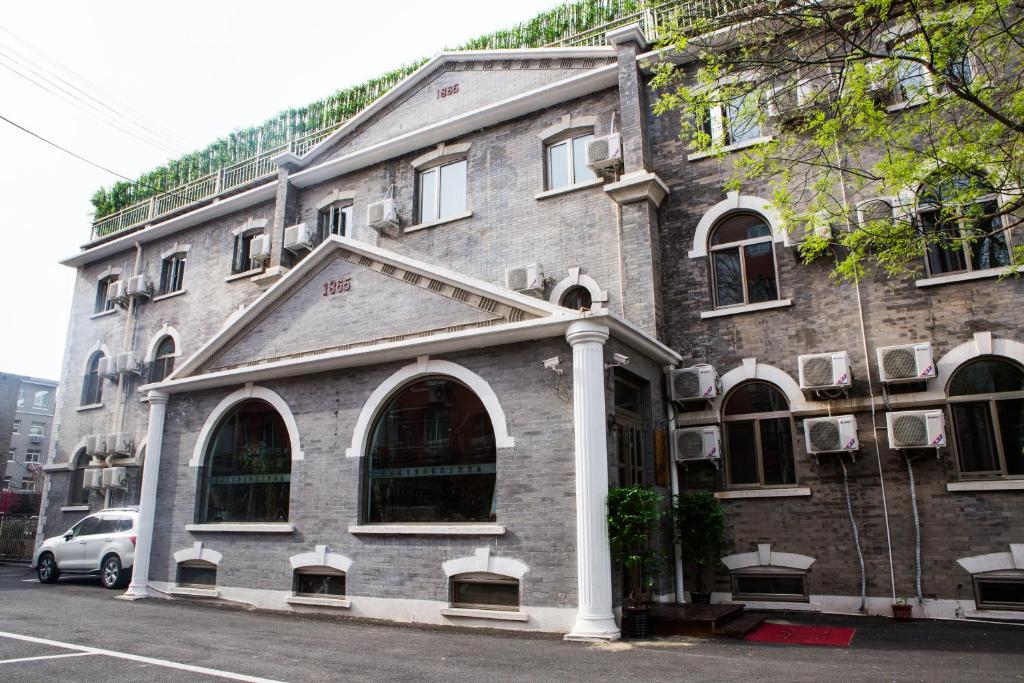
<box><xmin>32</xmin><ymin>507</ymin><xmax>138</xmax><ymax>589</ymax></box>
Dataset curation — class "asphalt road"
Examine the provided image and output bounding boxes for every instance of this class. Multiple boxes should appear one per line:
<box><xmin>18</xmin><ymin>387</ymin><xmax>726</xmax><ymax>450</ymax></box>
<box><xmin>1</xmin><ymin>564</ymin><xmax>1022</xmax><ymax>682</ymax></box>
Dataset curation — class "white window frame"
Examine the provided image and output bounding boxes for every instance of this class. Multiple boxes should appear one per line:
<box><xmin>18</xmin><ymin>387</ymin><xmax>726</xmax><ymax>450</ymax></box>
<box><xmin>29</xmin><ymin>422</ymin><xmax>44</xmax><ymax>437</ymax></box>
<box><xmin>544</xmin><ymin>132</ymin><xmax>597</xmax><ymax>191</ymax></box>
<box><xmin>417</xmin><ymin>158</ymin><xmax>467</xmax><ymax>224</ymax></box>
<box><xmin>917</xmin><ymin>187</ymin><xmax>1011</xmax><ymax>278</ymax></box>
<box><xmin>708</xmin><ymin>214</ymin><xmax>783</xmax><ymax>310</ymax></box>
<box><xmin>160</xmin><ymin>253</ymin><xmax>187</xmax><ymax>295</ymax></box>
<box><xmin>22</xmin><ymin>477</ymin><xmax>36</xmax><ymax>492</ymax></box>
<box><xmin>12</xmin><ymin>419</ymin><xmax>19</xmax><ymax>434</ymax></box>
<box><xmin>318</xmin><ymin>203</ymin><xmax>353</xmax><ymax>242</ymax></box>
<box><xmin>25</xmin><ymin>449</ymin><xmax>41</xmax><ymax>464</ymax></box>
<box><xmin>7</xmin><ymin>450</ymin><xmax>14</xmax><ymax>462</ymax></box>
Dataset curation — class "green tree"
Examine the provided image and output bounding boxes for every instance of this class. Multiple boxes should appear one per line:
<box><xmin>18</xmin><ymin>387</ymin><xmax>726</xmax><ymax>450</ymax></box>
<box><xmin>607</xmin><ymin>485</ymin><xmax>665</xmax><ymax>607</ymax></box>
<box><xmin>672</xmin><ymin>491</ymin><xmax>725</xmax><ymax>595</ymax></box>
<box><xmin>651</xmin><ymin>0</ymin><xmax>1024</xmax><ymax>282</ymax></box>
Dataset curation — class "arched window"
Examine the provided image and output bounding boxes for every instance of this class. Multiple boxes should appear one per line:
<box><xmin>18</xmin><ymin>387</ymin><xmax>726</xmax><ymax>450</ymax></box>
<box><xmin>918</xmin><ymin>172</ymin><xmax>1009</xmax><ymax>276</ymax></box>
<box><xmin>198</xmin><ymin>399</ymin><xmax>291</xmax><ymax>523</ymax></box>
<box><xmin>67</xmin><ymin>450</ymin><xmax>90</xmax><ymax>506</ymax></box>
<box><xmin>709</xmin><ymin>213</ymin><xmax>779</xmax><ymax>309</ymax></box>
<box><xmin>365</xmin><ymin>377</ymin><xmax>496</xmax><ymax>523</ymax></box>
<box><xmin>151</xmin><ymin>336</ymin><xmax>176</xmax><ymax>383</ymax></box>
<box><xmin>948</xmin><ymin>358</ymin><xmax>1024</xmax><ymax>477</ymax></box>
<box><xmin>560</xmin><ymin>286</ymin><xmax>592</xmax><ymax>311</ymax></box>
<box><xmin>722</xmin><ymin>381</ymin><xmax>796</xmax><ymax>488</ymax></box>
<box><xmin>81</xmin><ymin>352</ymin><xmax>104</xmax><ymax>406</ymax></box>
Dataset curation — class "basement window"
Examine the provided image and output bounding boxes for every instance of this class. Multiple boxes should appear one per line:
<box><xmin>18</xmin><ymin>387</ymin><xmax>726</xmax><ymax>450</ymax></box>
<box><xmin>450</xmin><ymin>573</ymin><xmax>519</xmax><ymax>611</ymax></box>
<box><xmin>176</xmin><ymin>561</ymin><xmax>217</xmax><ymax>588</ymax></box>
<box><xmin>731</xmin><ymin>567</ymin><xmax>808</xmax><ymax>602</ymax></box>
<box><xmin>973</xmin><ymin>572</ymin><xmax>1024</xmax><ymax>610</ymax></box>
<box><xmin>293</xmin><ymin>567</ymin><xmax>346</xmax><ymax>599</ymax></box>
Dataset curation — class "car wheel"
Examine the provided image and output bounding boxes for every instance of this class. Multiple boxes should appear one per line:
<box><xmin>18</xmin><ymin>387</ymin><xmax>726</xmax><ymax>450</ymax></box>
<box><xmin>101</xmin><ymin>555</ymin><xmax>125</xmax><ymax>589</ymax></box>
<box><xmin>37</xmin><ymin>553</ymin><xmax>60</xmax><ymax>584</ymax></box>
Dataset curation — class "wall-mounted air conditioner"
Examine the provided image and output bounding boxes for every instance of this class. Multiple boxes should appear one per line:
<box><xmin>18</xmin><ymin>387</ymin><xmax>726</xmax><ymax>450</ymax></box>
<box><xmin>585</xmin><ymin>133</ymin><xmax>622</xmax><ymax>172</ymax></box>
<box><xmin>86</xmin><ymin>433</ymin><xmax>108</xmax><ymax>456</ymax></box>
<box><xmin>101</xmin><ymin>466</ymin><xmax>128</xmax><ymax>489</ymax></box>
<box><xmin>368</xmin><ymin>198</ymin><xmax>400</xmax><ymax>237</ymax></box>
<box><xmin>106</xmin><ymin>279</ymin><xmax>127</xmax><ymax>306</ymax></box>
<box><xmin>672</xmin><ymin>426</ymin><xmax>721</xmax><ymax>466</ymax></box>
<box><xmin>886</xmin><ymin>409</ymin><xmax>946</xmax><ymax>449</ymax></box>
<box><xmin>250</xmin><ymin>234</ymin><xmax>271</xmax><ymax>261</ymax></box>
<box><xmin>804</xmin><ymin>415</ymin><xmax>860</xmax><ymax>454</ymax></box>
<box><xmin>669</xmin><ymin>365</ymin><xmax>719</xmax><ymax>403</ymax></box>
<box><xmin>504</xmin><ymin>263</ymin><xmax>544</xmax><ymax>296</ymax></box>
<box><xmin>877</xmin><ymin>342</ymin><xmax>936</xmax><ymax>384</ymax></box>
<box><xmin>765</xmin><ymin>84</ymin><xmax>798</xmax><ymax>122</ymax></box>
<box><xmin>283</xmin><ymin>222</ymin><xmax>315</xmax><ymax>253</ymax></box>
<box><xmin>788</xmin><ymin>212</ymin><xmax>832</xmax><ymax>245</ymax></box>
<box><xmin>84</xmin><ymin>469</ymin><xmax>104</xmax><ymax>489</ymax></box>
<box><xmin>798</xmin><ymin>351</ymin><xmax>852</xmax><ymax>390</ymax></box>
<box><xmin>105</xmin><ymin>432</ymin><xmax>132</xmax><ymax>455</ymax></box>
<box><xmin>863</xmin><ymin>59</ymin><xmax>893</xmax><ymax>101</ymax></box>
<box><xmin>117</xmin><ymin>352</ymin><xmax>139</xmax><ymax>375</ymax></box>
<box><xmin>126</xmin><ymin>274</ymin><xmax>152</xmax><ymax>299</ymax></box>
<box><xmin>30</xmin><ymin>434</ymin><xmax>43</xmax><ymax>444</ymax></box>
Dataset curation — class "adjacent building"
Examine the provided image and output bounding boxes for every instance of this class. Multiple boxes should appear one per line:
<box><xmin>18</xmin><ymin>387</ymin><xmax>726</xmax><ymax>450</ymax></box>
<box><xmin>3</xmin><ymin>375</ymin><xmax>57</xmax><ymax>497</ymax></box>
<box><xmin>36</xmin><ymin>8</ymin><xmax>1024</xmax><ymax>640</ymax></box>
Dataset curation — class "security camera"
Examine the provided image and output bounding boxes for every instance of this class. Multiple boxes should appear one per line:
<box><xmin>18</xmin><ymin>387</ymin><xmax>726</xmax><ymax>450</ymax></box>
<box><xmin>612</xmin><ymin>353</ymin><xmax>630</xmax><ymax>366</ymax></box>
<box><xmin>542</xmin><ymin>357</ymin><xmax>562</xmax><ymax>375</ymax></box>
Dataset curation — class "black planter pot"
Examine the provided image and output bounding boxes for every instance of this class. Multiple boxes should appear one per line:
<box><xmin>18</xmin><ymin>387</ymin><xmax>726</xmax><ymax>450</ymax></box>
<box><xmin>622</xmin><ymin>606</ymin><xmax>651</xmax><ymax>639</ymax></box>
<box><xmin>689</xmin><ymin>591</ymin><xmax>712</xmax><ymax>605</ymax></box>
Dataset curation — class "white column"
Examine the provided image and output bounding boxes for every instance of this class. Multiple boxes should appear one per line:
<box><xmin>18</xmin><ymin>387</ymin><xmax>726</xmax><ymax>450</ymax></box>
<box><xmin>121</xmin><ymin>389</ymin><xmax>169</xmax><ymax>600</ymax></box>
<box><xmin>565</xmin><ymin>320</ymin><xmax>620</xmax><ymax>641</ymax></box>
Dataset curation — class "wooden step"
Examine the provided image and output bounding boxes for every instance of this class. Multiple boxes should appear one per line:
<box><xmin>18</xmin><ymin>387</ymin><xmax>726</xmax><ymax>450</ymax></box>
<box><xmin>714</xmin><ymin>612</ymin><xmax>766</xmax><ymax>638</ymax></box>
<box><xmin>650</xmin><ymin>603</ymin><xmax>746</xmax><ymax>636</ymax></box>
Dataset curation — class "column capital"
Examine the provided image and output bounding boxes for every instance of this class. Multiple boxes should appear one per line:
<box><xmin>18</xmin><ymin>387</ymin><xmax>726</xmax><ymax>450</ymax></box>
<box><xmin>566</xmin><ymin>320</ymin><xmax>609</xmax><ymax>347</ymax></box>
<box><xmin>146</xmin><ymin>389</ymin><xmax>170</xmax><ymax>405</ymax></box>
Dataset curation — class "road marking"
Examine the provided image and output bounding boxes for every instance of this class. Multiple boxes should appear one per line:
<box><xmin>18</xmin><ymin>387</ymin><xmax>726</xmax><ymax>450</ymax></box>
<box><xmin>0</xmin><ymin>631</ymin><xmax>286</xmax><ymax>682</ymax></box>
<box><xmin>20</xmin><ymin>579</ymin><xmax>39</xmax><ymax>583</ymax></box>
<box><xmin>0</xmin><ymin>652</ymin><xmax>97</xmax><ymax>664</ymax></box>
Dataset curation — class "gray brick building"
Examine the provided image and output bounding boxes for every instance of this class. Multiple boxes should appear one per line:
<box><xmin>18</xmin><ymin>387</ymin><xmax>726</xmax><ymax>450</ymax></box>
<box><xmin>35</xmin><ymin>13</ymin><xmax>1024</xmax><ymax>638</ymax></box>
<box><xmin>3</xmin><ymin>375</ymin><xmax>57</xmax><ymax>498</ymax></box>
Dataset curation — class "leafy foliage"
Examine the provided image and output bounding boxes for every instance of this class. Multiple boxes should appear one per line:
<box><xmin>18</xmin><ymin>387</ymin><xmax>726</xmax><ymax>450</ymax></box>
<box><xmin>671</xmin><ymin>490</ymin><xmax>725</xmax><ymax>593</ymax></box>
<box><xmin>607</xmin><ymin>485</ymin><xmax>665</xmax><ymax>607</ymax></box>
<box><xmin>651</xmin><ymin>0</ymin><xmax>1024</xmax><ymax>282</ymax></box>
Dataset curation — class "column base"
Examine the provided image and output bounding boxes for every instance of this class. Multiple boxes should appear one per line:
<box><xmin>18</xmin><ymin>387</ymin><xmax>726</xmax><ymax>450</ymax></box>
<box><xmin>118</xmin><ymin>585</ymin><xmax>151</xmax><ymax>601</ymax></box>
<box><xmin>564</xmin><ymin>615</ymin><xmax>621</xmax><ymax>642</ymax></box>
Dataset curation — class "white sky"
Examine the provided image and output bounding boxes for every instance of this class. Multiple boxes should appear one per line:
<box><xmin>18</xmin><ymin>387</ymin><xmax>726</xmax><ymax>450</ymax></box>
<box><xmin>0</xmin><ymin>0</ymin><xmax>559</xmax><ymax>381</ymax></box>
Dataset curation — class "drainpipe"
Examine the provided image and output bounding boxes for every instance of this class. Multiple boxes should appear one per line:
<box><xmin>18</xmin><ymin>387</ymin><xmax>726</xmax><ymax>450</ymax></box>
<box><xmin>665</xmin><ymin>391</ymin><xmax>685</xmax><ymax>602</ymax></box>
<box><xmin>113</xmin><ymin>243</ymin><xmax>145</xmax><ymax>436</ymax></box>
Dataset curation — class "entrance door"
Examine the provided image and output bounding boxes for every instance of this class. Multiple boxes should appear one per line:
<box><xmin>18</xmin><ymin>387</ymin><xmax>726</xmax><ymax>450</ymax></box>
<box><xmin>613</xmin><ymin>375</ymin><xmax>648</xmax><ymax>487</ymax></box>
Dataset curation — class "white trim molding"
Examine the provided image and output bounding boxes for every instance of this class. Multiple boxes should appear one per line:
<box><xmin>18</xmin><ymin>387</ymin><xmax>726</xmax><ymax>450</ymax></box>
<box><xmin>441</xmin><ymin>608</ymin><xmax>529</xmax><ymax>622</ymax></box>
<box><xmin>442</xmin><ymin>547</ymin><xmax>529</xmax><ymax>579</ymax></box>
<box><xmin>716</xmin><ymin>357</ymin><xmax>809</xmax><ymax>412</ymax></box>
<box><xmin>186</xmin><ymin>523</ymin><xmax>294</xmax><ymax>533</ymax></box>
<box><xmin>715</xmin><ymin>487</ymin><xmax>811</xmax><ymax>500</ymax></box>
<box><xmin>189</xmin><ymin>385</ymin><xmax>304</xmax><ymax>467</ymax></box>
<box><xmin>172</xmin><ymin>541</ymin><xmax>222</xmax><ymax>566</ymax></box>
<box><xmin>96</xmin><ymin>265</ymin><xmax>122</xmax><ymax>281</ymax></box>
<box><xmin>957</xmin><ymin>545</ymin><xmax>1024</xmax><ymax>574</ymax></box>
<box><xmin>700</xmin><ymin>299</ymin><xmax>792</xmax><ymax>319</ymax></box>
<box><xmin>348</xmin><ymin>524</ymin><xmax>506</xmax><ymax>536</ymax></box>
<box><xmin>231</xmin><ymin>217</ymin><xmax>268</xmax><ymax>237</ymax></box>
<box><xmin>411</xmin><ymin>142</ymin><xmax>472</xmax><ymax>170</ymax></box>
<box><xmin>160</xmin><ymin>242</ymin><xmax>191</xmax><ymax>260</ymax></box>
<box><xmin>290</xmin><ymin>545</ymin><xmax>352</xmax><ymax>573</ymax></box>
<box><xmin>947</xmin><ymin>480</ymin><xmax>1024</xmax><ymax>492</ymax></box>
<box><xmin>688</xmin><ymin>191</ymin><xmax>787</xmax><ymax>259</ymax></box>
<box><xmin>315</xmin><ymin>189</ymin><xmax>357</xmax><ymax>211</ymax></box>
<box><xmin>144</xmin><ymin>324</ymin><xmax>182</xmax><ymax>363</ymax></box>
<box><xmin>721</xmin><ymin>543</ymin><xmax>816</xmax><ymax>571</ymax></box>
<box><xmin>937</xmin><ymin>332</ymin><xmax>1024</xmax><ymax>391</ymax></box>
<box><xmin>345</xmin><ymin>357</ymin><xmax>515</xmax><ymax>458</ymax></box>
<box><xmin>916</xmin><ymin>265</ymin><xmax>1024</xmax><ymax>288</ymax></box>
<box><xmin>537</xmin><ymin>113</ymin><xmax>598</xmax><ymax>143</ymax></box>
<box><xmin>549</xmin><ymin>267</ymin><xmax>609</xmax><ymax>307</ymax></box>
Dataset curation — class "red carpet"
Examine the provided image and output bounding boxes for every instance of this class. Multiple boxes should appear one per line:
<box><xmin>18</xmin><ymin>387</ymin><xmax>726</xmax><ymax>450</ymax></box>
<box><xmin>745</xmin><ymin>622</ymin><xmax>856</xmax><ymax>647</ymax></box>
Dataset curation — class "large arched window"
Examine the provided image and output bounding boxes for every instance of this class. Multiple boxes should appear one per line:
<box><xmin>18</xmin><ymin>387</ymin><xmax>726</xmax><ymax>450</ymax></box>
<box><xmin>722</xmin><ymin>381</ymin><xmax>796</xmax><ymax>488</ymax></box>
<box><xmin>948</xmin><ymin>358</ymin><xmax>1024</xmax><ymax>477</ymax></box>
<box><xmin>918</xmin><ymin>172</ymin><xmax>1010</xmax><ymax>276</ymax></box>
<box><xmin>364</xmin><ymin>377</ymin><xmax>496</xmax><ymax>523</ymax></box>
<box><xmin>709</xmin><ymin>213</ymin><xmax>779</xmax><ymax>309</ymax></box>
<box><xmin>198</xmin><ymin>399</ymin><xmax>291</xmax><ymax>523</ymax></box>
<box><xmin>151</xmin><ymin>336</ymin><xmax>176</xmax><ymax>383</ymax></box>
<box><xmin>81</xmin><ymin>352</ymin><xmax>104</xmax><ymax>406</ymax></box>
<box><xmin>67</xmin><ymin>450</ymin><xmax>90</xmax><ymax>506</ymax></box>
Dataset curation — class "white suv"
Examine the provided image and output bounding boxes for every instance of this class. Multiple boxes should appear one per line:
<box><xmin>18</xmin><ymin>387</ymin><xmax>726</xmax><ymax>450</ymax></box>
<box><xmin>33</xmin><ymin>508</ymin><xmax>138</xmax><ymax>589</ymax></box>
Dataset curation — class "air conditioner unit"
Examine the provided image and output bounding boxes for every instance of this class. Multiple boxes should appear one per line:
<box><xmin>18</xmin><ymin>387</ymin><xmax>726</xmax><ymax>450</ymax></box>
<box><xmin>101</xmin><ymin>466</ymin><xmax>128</xmax><ymax>489</ymax></box>
<box><xmin>117</xmin><ymin>351</ymin><xmax>139</xmax><ymax>375</ymax></box>
<box><xmin>886</xmin><ymin>409</ymin><xmax>946</xmax><ymax>449</ymax></box>
<box><xmin>504</xmin><ymin>263</ymin><xmax>544</xmax><ymax>296</ymax></box>
<box><xmin>84</xmin><ymin>469</ymin><xmax>104</xmax><ymax>489</ymax></box>
<box><xmin>86</xmin><ymin>433</ymin><xmax>108</xmax><ymax>456</ymax></box>
<box><xmin>105</xmin><ymin>432</ymin><xmax>132</xmax><ymax>455</ymax></box>
<box><xmin>669</xmin><ymin>365</ymin><xmax>719</xmax><ymax>402</ymax></box>
<box><xmin>97</xmin><ymin>356</ymin><xmax>117</xmax><ymax>379</ymax></box>
<box><xmin>788</xmin><ymin>212</ymin><xmax>832</xmax><ymax>245</ymax></box>
<box><xmin>672</xmin><ymin>426</ymin><xmax>721</xmax><ymax>465</ymax></box>
<box><xmin>804</xmin><ymin>415</ymin><xmax>860</xmax><ymax>454</ymax></box>
<box><xmin>30</xmin><ymin>434</ymin><xmax>43</xmax><ymax>444</ymax></box>
<box><xmin>863</xmin><ymin>59</ymin><xmax>893</xmax><ymax>101</ymax></box>
<box><xmin>877</xmin><ymin>342</ymin><xmax>936</xmax><ymax>384</ymax></box>
<box><xmin>105</xmin><ymin>279</ymin><xmax>127</xmax><ymax>305</ymax></box>
<box><xmin>585</xmin><ymin>133</ymin><xmax>622</xmax><ymax>172</ymax></box>
<box><xmin>764</xmin><ymin>84</ymin><xmax>799</xmax><ymax>122</ymax></box>
<box><xmin>798</xmin><ymin>351</ymin><xmax>852</xmax><ymax>390</ymax></box>
<box><xmin>126</xmin><ymin>274</ymin><xmax>152</xmax><ymax>298</ymax></box>
<box><xmin>796</xmin><ymin>73</ymin><xmax>838</xmax><ymax>109</ymax></box>
<box><xmin>283</xmin><ymin>222</ymin><xmax>315</xmax><ymax>253</ymax></box>
<box><xmin>367</xmin><ymin>198</ymin><xmax>400</xmax><ymax>237</ymax></box>
<box><xmin>250</xmin><ymin>234</ymin><xmax>271</xmax><ymax>261</ymax></box>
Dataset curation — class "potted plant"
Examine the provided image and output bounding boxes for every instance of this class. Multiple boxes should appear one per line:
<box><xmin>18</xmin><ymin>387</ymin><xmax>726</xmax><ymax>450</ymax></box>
<box><xmin>672</xmin><ymin>491</ymin><xmax>726</xmax><ymax>605</ymax></box>
<box><xmin>607</xmin><ymin>485</ymin><xmax>665</xmax><ymax>638</ymax></box>
<box><xmin>892</xmin><ymin>598</ymin><xmax>913</xmax><ymax>621</ymax></box>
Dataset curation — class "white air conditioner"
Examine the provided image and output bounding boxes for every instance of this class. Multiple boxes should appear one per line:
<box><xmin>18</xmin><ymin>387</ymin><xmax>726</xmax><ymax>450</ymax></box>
<box><xmin>105</xmin><ymin>279</ymin><xmax>127</xmax><ymax>305</ymax></box>
<box><xmin>86</xmin><ymin>433</ymin><xmax>108</xmax><ymax>456</ymax></box>
<box><xmin>672</xmin><ymin>426</ymin><xmax>721</xmax><ymax>465</ymax></box>
<box><xmin>283</xmin><ymin>222</ymin><xmax>315</xmax><ymax>253</ymax></box>
<box><xmin>863</xmin><ymin>59</ymin><xmax>892</xmax><ymax>100</ymax></box>
<box><xmin>105</xmin><ymin>432</ymin><xmax>132</xmax><ymax>455</ymax></box>
<box><xmin>796</xmin><ymin>73</ymin><xmax>838</xmax><ymax>109</ymax></box>
<box><xmin>886</xmin><ymin>409</ymin><xmax>946</xmax><ymax>449</ymax></box>
<box><xmin>250</xmin><ymin>234</ymin><xmax>271</xmax><ymax>261</ymax></box>
<box><xmin>877</xmin><ymin>342</ymin><xmax>936</xmax><ymax>384</ymax></box>
<box><xmin>367</xmin><ymin>198</ymin><xmax>400</xmax><ymax>237</ymax></box>
<box><xmin>126</xmin><ymin>274</ymin><xmax>152</xmax><ymax>298</ymax></box>
<box><xmin>30</xmin><ymin>434</ymin><xmax>43</xmax><ymax>444</ymax></box>
<box><xmin>84</xmin><ymin>469</ymin><xmax>104</xmax><ymax>489</ymax></box>
<box><xmin>798</xmin><ymin>351</ymin><xmax>852</xmax><ymax>390</ymax></box>
<box><xmin>669</xmin><ymin>365</ymin><xmax>719</xmax><ymax>402</ymax></box>
<box><xmin>804</xmin><ymin>415</ymin><xmax>860</xmax><ymax>454</ymax></box>
<box><xmin>117</xmin><ymin>351</ymin><xmax>139</xmax><ymax>375</ymax></box>
<box><xmin>789</xmin><ymin>212</ymin><xmax>832</xmax><ymax>245</ymax></box>
<box><xmin>97</xmin><ymin>356</ymin><xmax>116</xmax><ymax>379</ymax></box>
<box><xmin>764</xmin><ymin>84</ymin><xmax>799</xmax><ymax>122</ymax></box>
<box><xmin>101</xmin><ymin>466</ymin><xmax>128</xmax><ymax>489</ymax></box>
<box><xmin>504</xmin><ymin>263</ymin><xmax>544</xmax><ymax>296</ymax></box>
<box><xmin>585</xmin><ymin>133</ymin><xmax>622</xmax><ymax>172</ymax></box>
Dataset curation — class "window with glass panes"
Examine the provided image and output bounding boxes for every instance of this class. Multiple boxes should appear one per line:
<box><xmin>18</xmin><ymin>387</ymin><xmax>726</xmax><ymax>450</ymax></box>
<box><xmin>723</xmin><ymin>382</ymin><xmax>796</xmax><ymax>488</ymax></box>
<box><xmin>33</xmin><ymin>390</ymin><xmax>49</xmax><ymax>410</ymax></box>
<box><xmin>151</xmin><ymin>336</ymin><xmax>176</xmax><ymax>383</ymax></box>
<box><xmin>450</xmin><ymin>573</ymin><xmax>519</xmax><ymax>610</ymax></box>
<box><xmin>293</xmin><ymin>567</ymin><xmax>346</xmax><ymax>598</ymax></box>
<box><xmin>417</xmin><ymin>160</ymin><xmax>467</xmax><ymax>223</ymax></box>
<box><xmin>231</xmin><ymin>231</ymin><xmax>263</xmax><ymax>274</ymax></box>
<box><xmin>81</xmin><ymin>352</ymin><xmax>104</xmax><ymax>405</ymax></box>
<box><xmin>723</xmin><ymin>90</ymin><xmax>761</xmax><ymax>145</ymax></box>
<box><xmin>177</xmin><ymin>561</ymin><xmax>217</xmax><ymax>588</ymax></box>
<box><xmin>95</xmin><ymin>276</ymin><xmax>117</xmax><ymax>313</ymax></box>
<box><xmin>709</xmin><ymin>213</ymin><xmax>780</xmax><ymax>308</ymax></box>
<box><xmin>29</xmin><ymin>422</ymin><xmax>44</xmax><ymax>437</ymax></box>
<box><xmin>918</xmin><ymin>174</ymin><xmax>1010</xmax><ymax>276</ymax></box>
<box><xmin>318</xmin><ymin>203</ymin><xmax>352</xmax><ymax>241</ymax></box>
<box><xmin>160</xmin><ymin>254</ymin><xmax>186</xmax><ymax>294</ymax></box>
<box><xmin>948</xmin><ymin>358</ymin><xmax>1024</xmax><ymax>478</ymax></box>
<box><xmin>731</xmin><ymin>568</ymin><xmax>807</xmax><ymax>601</ymax></box>
<box><xmin>68</xmin><ymin>451</ymin><xmax>89</xmax><ymax>506</ymax></box>
<box><xmin>26</xmin><ymin>450</ymin><xmax>40</xmax><ymax>463</ymax></box>
<box><xmin>11</xmin><ymin>420</ymin><xmax>19</xmax><ymax>434</ymax></box>
<box><xmin>545</xmin><ymin>133</ymin><xmax>597</xmax><ymax>190</ymax></box>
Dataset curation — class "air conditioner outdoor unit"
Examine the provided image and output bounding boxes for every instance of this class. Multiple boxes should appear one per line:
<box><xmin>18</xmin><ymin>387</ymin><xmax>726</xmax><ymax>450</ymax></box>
<box><xmin>672</xmin><ymin>426</ymin><xmax>721</xmax><ymax>466</ymax></box>
<box><xmin>283</xmin><ymin>222</ymin><xmax>315</xmax><ymax>253</ymax></box>
<box><xmin>30</xmin><ymin>434</ymin><xmax>43</xmax><ymax>444</ymax></box>
<box><xmin>796</xmin><ymin>73</ymin><xmax>838</xmax><ymax>109</ymax></box>
<box><xmin>798</xmin><ymin>351</ymin><xmax>852</xmax><ymax>390</ymax></box>
<box><xmin>863</xmin><ymin>59</ymin><xmax>893</xmax><ymax>101</ymax></box>
<box><xmin>789</xmin><ymin>212</ymin><xmax>832</xmax><ymax>245</ymax></box>
<box><xmin>367</xmin><ymin>198</ymin><xmax>400</xmax><ymax>237</ymax></box>
<box><xmin>86</xmin><ymin>433</ymin><xmax>108</xmax><ymax>456</ymax></box>
<box><xmin>101</xmin><ymin>466</ymin><xmax>128</xmax><ymax>489</ymax></box>
<box><xmin>126</xmin><ymin>274</ymin><xmax>152</xmax><ymax>298</ymax></box>
<box><xmin>250</xmin><ymin>234</ymin><xmax>271</xmax><ymax>261</ymax></box>
<box><xmin>117</xmin><ymin>351</ymin><xmax>139</xmax><ymax>375</ymax></box>
<box><xmin>765</xmin><ymin>84</ymin><xmax>799</xmax><ymax>122</ymax></box>
<box><xmin>804</xmin><ymin>415</ymin><xmax>860</xmax><ymax>454</ymax></box>
<box><xmin>877</xmin><ymin>342</ymin><xmax>936</xmax><ymax>384</ymax></box>
<box><xmin>886</xmin><ymin>409</ymin><xmax>946</xmax><ymax>449</ymax></box>
<box><xmin>504</xmin><ymin>263</ymin><xmax>544</xmax><ymax>296</ymax></box>
<box><xmin>105</xmin><ymin>279</ymin><xmax>127</xmax><ymax>305</ymax></box>
<box><xmin>84</xmin><ymin>469</ymin><xmax>104</xmax><ymax>489</ymax></box>
<box><xmin>669</xmin><ymin>365</ymin><xmax>719</xmax><ymax>402</ymax></box>
<box><xmin>585</xmin><ymin>133</ymin><xmax>622</xmax><ymax>172</ymax></box>
<box><xmin>105</xmin><ymin>432</ymin><xmax>132</xmax><ymax>455</ymax></box>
